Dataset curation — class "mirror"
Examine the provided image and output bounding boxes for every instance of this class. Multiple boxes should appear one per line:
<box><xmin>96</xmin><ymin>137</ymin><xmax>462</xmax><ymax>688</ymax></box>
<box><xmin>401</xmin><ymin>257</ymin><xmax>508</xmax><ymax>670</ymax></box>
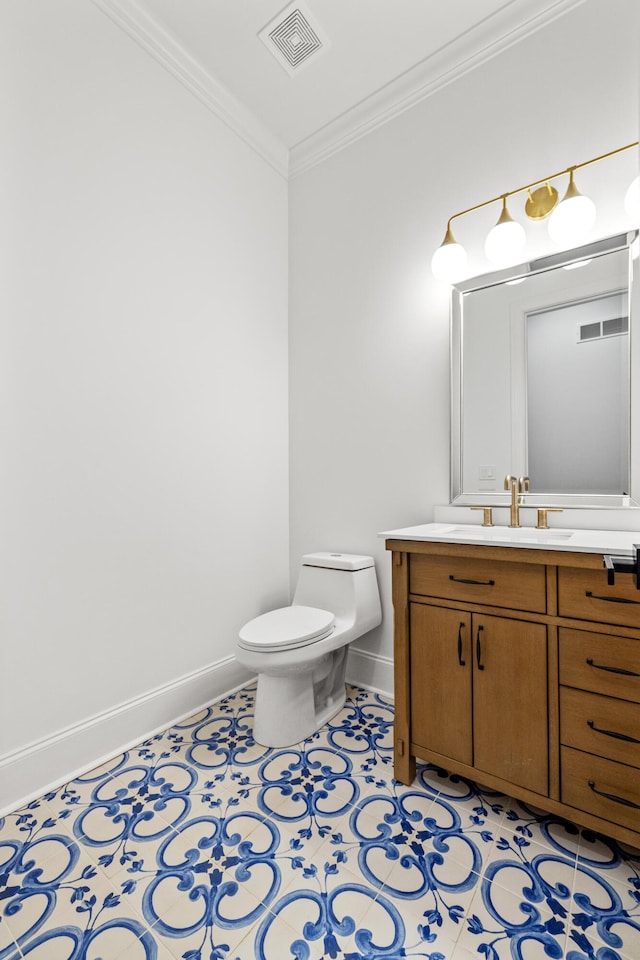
<box><xmin>451</xmin><ymin>230</ymin><xmax>638</xmax><ymax>507</ymax></box>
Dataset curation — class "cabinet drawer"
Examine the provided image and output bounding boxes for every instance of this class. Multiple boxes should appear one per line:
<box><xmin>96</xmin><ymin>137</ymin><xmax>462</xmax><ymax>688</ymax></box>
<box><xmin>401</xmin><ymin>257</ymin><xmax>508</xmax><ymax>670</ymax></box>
<box><xmin>559</xmin><ymin>628</ymin><xmax>640</xmax><ymax>702</ymax></box>
<box><xmin>561</xmin><ymin>746</ymin><xmax>640</xmax><ymax>833</ymax></box>
<box><xmin>558</xmin><ymin>567</ymin><xmax>640</xmax><ymax>628</ymax></box>
<box><xmin>409</xmin><ymin>554</ymin><xmax>546</xmax><ymax>612</ymax></box>
<box><xmin>560</xmin><ymin>686</ymin><xmax>640</xmax><ymax>768</ymax></box>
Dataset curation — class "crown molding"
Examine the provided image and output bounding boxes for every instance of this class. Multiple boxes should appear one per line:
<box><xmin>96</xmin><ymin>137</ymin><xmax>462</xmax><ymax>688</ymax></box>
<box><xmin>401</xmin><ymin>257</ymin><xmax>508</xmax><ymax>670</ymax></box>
<box><xmin>91</xmin><ymin>0</ymin><xmax>587</xmax><ymax>183</ymax></box>
<box><xmin>90</xmin><ymin>0</ymin><xmax>289</xmax><ymax>179</ymax></box>
<box><xmin>289</xmin><ymin>0</ymin><xmax>588</xmax><ymax>178</ymax></box>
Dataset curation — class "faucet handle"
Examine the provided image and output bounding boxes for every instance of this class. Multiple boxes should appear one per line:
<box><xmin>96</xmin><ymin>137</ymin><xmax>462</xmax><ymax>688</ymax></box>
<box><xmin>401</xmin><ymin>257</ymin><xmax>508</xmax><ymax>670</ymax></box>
<box><xmin>471</xmin><ymin>506</ymin><xmax>494</xmax><ymax>527</ymax></box>
<box><xmin>537</xmin><ymin>508</ymin><xmax>563</xmax><ymax>529</ymax></box>
<box><xmin>519</xmin><ymin>476</ymin><xmax>530</xmax><ymax>493</ymax></box>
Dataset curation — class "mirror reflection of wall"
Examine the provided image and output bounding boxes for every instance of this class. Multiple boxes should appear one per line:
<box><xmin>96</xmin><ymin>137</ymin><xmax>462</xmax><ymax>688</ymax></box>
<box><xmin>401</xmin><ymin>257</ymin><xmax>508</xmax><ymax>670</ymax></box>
<box><xmin>526</xmin><ymin>293</ymin><xmax>629</xmax><ymax>494</ymax></box>
<box><xmin>456</xmin><ymin>233</ymin><xmax>635</xmax><ymax>504</ymax></box>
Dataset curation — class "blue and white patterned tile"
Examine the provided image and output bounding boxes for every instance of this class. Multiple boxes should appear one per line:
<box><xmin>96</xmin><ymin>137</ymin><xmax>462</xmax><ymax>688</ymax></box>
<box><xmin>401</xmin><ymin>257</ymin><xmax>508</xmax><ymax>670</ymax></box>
<box><xmin>325</xmin><ymin>686</ymin><xmax>395</xmax><ymax>769</ymax></box>
<box><xmin>414</xmin><ymin>764</ymin><xmax>511</xmax><ymax>835</ymax></box>
<box><xmin>249</xmin><ymin>861</ymin><xmax>384</xmax><ymax>960</ymax></box>
<box><xmin>577</xmin><ymin>829</ymin><xmax>640</xmax><ymax>890</ymax></box>
<box><xmin>2</xmin><ymin>682</ymin><xmax>639</xmax><ymax>960</ymax></box>
<box><xmin>378</xmin><ymin>850</ymin><xmax>478</xmax><ymax>952</ymax></box>
<box><xmin>495</xmin><ymin>795</ymin><xmax>584</xmax><ymax>862</ymax></box>
<box><xmin>458</xmin><ymin>871</ymin><xmax>566</xmax><ymax>960</ymax></box>
<box><xmin>451</xmin><ymin>945</ymin><xmax>488</xmax><ymax>960</ymax></box>
<box><xmin>358</xmin><ymin>891</ymin><xmax>457</xmax><ymax>960</ymax></box>
<box><xmin>0</xmin><ymin>831</ymin><xmax>154</xmax><ymax>960</ymax></box>
<box><xmin>564</xmin><ymin>837</ymin><xmax>640</xmax><ymax>960</ymax></box>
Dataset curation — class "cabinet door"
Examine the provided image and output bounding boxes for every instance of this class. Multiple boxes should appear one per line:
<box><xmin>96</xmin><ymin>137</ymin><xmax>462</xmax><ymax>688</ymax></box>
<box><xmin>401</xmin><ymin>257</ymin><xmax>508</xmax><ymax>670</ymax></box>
<box><xmin>410</xmin><ymin>603</ymin><xmax>472</xmax><ymax>764</ymax></box>
<box><xmin>473</xmin><ymin>614</ymin><xmax>549</xmax><ymax>794</ymax></box>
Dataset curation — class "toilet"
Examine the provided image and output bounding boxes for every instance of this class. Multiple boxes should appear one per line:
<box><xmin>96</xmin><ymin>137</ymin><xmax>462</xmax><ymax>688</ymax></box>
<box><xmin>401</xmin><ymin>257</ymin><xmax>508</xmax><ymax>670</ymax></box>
<box><xmin>236</xmin><ymin>552</ymin><xmax>382</xmax><ymax>747</ymax></box>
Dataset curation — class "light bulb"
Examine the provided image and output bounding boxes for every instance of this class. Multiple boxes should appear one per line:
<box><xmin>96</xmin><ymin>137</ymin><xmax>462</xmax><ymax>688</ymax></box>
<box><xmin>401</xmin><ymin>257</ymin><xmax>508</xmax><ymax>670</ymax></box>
<box><xmin>431</xmin><ymin>226</ymin><xmax>468</xmax><ymax>282</ymax></box>
<box><xmin>563</xmin><ymin>259</ymin><xmax>592</xmax><ymax>270</ymax></box>
<box><xmin>484</xmin><ymin>198</ymin><xmax>526</xmax><ymax>266</ymax></box>
<box><xmin>548</xmin><ymin>170</ymin><xmax>596</xmax><ymax>247</ymax></box>
<box><xmin>624</xmin><ymin>175</ymin><xmax>639</xmax><ymax>225</ymax></box>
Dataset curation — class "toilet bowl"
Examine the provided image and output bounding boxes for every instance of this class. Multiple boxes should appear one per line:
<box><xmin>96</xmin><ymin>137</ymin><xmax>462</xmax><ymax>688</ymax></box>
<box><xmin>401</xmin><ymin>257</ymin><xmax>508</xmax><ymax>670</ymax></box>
<box><xmin>236</xmin><ymin>552</ymin><xmax>382</xmax><ymax>747</ymax></box>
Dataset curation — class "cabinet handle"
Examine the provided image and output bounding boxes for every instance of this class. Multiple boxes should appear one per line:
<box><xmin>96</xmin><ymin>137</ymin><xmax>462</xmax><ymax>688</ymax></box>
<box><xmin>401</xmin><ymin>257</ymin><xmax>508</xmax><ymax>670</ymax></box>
<box><xmin>585</xmin><ymin>591</ymin><xmax>640</xmax><ymax>605</ymax></box>
<box><xmin>457</xmin><ymin>622</ymin><xmax>466</xmax><ymax>666</ymax></box>
<box><xmin>475</xmin><ymin>625</ymin><xmax>485</xmax><ymax>670</ymax></box>
<box><xmin>587</xmin><ymin>720</ymin><xmax>640</xmax><ymax>744</ymax></box>
<box><xmin>449</xmin><ymin>575</ymin><xmax>495</xmax><ymax>586</ymax></box>
<box><xmin>588</xmin><ymin>780</ymin><xmax>640</xmax><ymax>809</ymax></box>
<box><xmin>586</xmin><ymin>658</ymin><xmax>640</xmax><ymax>678</ymax></box>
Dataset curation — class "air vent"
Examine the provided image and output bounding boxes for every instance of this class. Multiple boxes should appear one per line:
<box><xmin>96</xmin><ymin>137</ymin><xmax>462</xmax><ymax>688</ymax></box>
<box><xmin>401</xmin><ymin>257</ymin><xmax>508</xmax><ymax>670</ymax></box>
<box><xmin>579</xmin><ymin>321</ymin><xmax>602</xmax><ymax>342</ymax></box>
<box><xmin>603</xmin><ymin>316</ymin><xmax>629</xmax><ymax>337</ymax></box>
<box><xmin>578</xmin><ymin>316</ymin><xmax>628</xmax><ymax>342</ymax></box>
<box><xmin>259</xmin><ymin>3</ymin><xmax>329</xmax><ymax>76</ymax></box>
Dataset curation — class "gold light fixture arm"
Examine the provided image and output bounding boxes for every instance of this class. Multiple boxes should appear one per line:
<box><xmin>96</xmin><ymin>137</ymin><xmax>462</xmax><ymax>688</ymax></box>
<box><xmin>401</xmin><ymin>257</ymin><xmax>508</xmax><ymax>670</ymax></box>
<box><xmin>446</xmin><ymin>140</ymin><xmax>639</xmax><ymax>228</ymax></box>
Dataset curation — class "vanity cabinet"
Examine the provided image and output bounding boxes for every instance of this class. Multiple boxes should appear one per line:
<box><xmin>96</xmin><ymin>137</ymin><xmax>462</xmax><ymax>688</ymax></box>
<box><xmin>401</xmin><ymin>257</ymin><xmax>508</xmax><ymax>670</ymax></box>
<box><xmin>388</xmin><ymin>538</ymin><xmax>640</xmax><ymax>848</ymax></box>
<box><xmin>558</xmin><ymin>567</ymin><xmax>640</xmax><ymax>629</ymax></box>
<box><xmin>559</xmin><ymin>626</ymin><xmax>640</xmax><ymax>832</ymax></box>
<box><xmin>410</xmin><ymin>603</ymin><xmax>548</xmax><ymax>792</ymax></box>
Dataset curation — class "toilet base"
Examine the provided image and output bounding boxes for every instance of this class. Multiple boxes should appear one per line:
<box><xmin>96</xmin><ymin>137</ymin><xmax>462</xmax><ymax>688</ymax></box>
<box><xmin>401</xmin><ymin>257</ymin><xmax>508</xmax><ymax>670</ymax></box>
<box><xmin>252</xmin><ymin>648</ymin><xmax>349</xmax><ymax>748</ymax></box>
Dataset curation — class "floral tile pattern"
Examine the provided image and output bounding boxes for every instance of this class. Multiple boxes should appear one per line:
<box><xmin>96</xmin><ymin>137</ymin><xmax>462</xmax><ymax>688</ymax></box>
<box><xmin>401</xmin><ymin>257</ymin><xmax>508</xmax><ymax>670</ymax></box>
<box><xmin>1</xmin><ymin>683</ymin><xmax>639</xmax><ymax>959</ymax></box>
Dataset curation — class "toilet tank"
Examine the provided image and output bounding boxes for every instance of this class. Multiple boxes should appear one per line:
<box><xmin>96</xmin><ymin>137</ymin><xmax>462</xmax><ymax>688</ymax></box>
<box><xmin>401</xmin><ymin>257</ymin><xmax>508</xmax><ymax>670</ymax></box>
<box><xmin>292</xmin><ymin>553</ymin><xmax>381</xmax><ymax>632</ymax></box>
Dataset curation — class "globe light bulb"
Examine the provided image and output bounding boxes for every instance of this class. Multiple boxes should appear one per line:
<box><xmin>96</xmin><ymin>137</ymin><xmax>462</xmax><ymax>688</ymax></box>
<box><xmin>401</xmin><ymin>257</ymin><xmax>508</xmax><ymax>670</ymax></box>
<box><xmin>624</xmin><ymin>175</ymin><xmax>639</xmax><ymax>226</ymax></box>
<box><xmin>484</xmin><ymin>199</ymin><xmax>526</xmax><ymax>266</ymax></box>
<box><xmin>548</xmin><ymin>171</ymin><xmax>596</xmax><ymax>247</ymax></box>
<box><xmin>431</xmin><ymin>226</ymin><xmax>468</xmax><ymax>283</ymax></box>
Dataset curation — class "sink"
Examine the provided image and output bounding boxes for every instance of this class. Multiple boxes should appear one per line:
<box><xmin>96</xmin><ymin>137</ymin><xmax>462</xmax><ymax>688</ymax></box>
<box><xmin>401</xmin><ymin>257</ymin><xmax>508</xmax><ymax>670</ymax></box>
<box><xmin>443</xmin><ymin>525</ymin><xmax>574</xmax><ymax>543</ymax></box>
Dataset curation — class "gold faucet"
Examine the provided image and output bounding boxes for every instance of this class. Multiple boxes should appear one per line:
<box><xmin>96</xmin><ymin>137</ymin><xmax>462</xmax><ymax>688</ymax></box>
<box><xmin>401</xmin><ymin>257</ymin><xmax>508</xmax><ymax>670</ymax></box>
<box><xmin>504</xmin><ymin>474</ymin><xmax>521</xmax><ymax>527</ymax></box>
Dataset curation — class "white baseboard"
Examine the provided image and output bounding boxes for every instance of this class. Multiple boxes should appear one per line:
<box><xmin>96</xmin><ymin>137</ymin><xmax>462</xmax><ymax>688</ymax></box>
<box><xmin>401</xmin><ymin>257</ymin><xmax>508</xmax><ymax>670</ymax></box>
<box><xmin>0</xmin><ymin>656</ymin><xmax>255</xmax><ymax>817</ymax></box>
<box><xmin>346</xmin><ymin>646</ymin><xmax>394</xmax><ymax>698</ymax></box>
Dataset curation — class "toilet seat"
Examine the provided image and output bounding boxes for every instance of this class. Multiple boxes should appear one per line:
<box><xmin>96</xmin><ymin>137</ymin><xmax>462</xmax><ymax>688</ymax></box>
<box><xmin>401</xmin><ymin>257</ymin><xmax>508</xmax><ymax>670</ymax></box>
<box><xmin>238</xmin><ymin>605</ymin><xmax>335</xmax><ymax>652</ymax></box>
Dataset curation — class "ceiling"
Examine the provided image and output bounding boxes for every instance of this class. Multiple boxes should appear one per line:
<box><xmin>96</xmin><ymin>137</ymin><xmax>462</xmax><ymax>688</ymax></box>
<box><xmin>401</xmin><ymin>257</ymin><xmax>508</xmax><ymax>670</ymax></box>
<box><xmin>103</xmin><ymin>0</ymin><xmax>585</xmax><ymax>175</ymax></box>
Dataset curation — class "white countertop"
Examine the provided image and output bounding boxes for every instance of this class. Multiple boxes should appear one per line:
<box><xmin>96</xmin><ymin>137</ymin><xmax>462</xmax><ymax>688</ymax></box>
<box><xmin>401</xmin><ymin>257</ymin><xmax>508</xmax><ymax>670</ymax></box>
<box><xmin>379</xmin><ymin>522</ymin><xmax>640</xmax><ymax>556</ymax></box>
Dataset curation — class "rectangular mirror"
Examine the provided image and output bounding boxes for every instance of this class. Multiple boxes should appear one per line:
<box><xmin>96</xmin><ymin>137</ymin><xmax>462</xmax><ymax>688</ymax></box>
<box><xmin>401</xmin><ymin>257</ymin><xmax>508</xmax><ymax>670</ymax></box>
<box><xmin>451</xmin><ymin>230</ymin><xmax>638</xmax><ymax>507</ymax></box>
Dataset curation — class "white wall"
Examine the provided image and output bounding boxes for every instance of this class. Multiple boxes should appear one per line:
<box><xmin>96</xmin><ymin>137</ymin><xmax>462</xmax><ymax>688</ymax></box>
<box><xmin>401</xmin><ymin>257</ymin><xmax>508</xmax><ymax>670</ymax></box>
<box><xmin>0</xmin><ymin>0</ymin><xmax>289</xmax><ymax>810</ymax></box>
<box><xmin>289</xmin><ymin>0</ymin><xmax>639</xmax><ymax>693</ymax></box>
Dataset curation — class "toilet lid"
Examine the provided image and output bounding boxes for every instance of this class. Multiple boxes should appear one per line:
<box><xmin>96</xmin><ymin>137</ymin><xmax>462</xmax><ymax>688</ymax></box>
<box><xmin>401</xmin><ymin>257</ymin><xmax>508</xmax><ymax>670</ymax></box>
<box><xmin>238</xmin><ymin>605</ymin><xmax>335</xmax><ymax>652</ymax></box>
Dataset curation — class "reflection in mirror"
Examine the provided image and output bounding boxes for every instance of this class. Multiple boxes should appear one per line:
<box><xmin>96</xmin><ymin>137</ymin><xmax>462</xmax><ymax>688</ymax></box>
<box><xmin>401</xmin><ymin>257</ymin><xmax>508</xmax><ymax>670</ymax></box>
<box><xmin>451</xmin><ymin>231</ymin><xmax>638</xmax><ymax>507</ymax></box>
<box><xmin>527</xmin><ymin>293</ymin><xmax>628</xmax><ymax>494</ymax></box>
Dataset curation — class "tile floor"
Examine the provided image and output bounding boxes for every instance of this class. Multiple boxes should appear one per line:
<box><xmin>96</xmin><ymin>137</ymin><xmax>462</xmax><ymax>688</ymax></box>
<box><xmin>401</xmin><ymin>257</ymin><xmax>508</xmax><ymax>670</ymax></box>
<box><xmin>1</xmin><ymin>683</ymin><xmax>639</xmax><ymax>959</ymax></box>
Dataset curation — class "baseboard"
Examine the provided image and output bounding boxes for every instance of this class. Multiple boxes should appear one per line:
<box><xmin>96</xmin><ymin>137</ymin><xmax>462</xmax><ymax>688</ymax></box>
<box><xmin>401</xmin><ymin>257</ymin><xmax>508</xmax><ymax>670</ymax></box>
<box><xmin>0</xmin><ymin>656</ymin><xmax>255</xmax><ymax>817</ymax></box>
<box><xmin>346</xmin><ymin>646</ymin><xmax>394</xmax><ymax>698</ymax></box>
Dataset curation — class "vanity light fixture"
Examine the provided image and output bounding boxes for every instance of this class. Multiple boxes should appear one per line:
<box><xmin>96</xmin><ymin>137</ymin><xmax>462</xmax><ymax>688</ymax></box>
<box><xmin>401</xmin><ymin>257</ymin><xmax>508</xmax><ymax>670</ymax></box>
<box><xmin>625</xmin><ymin>175</ymin><xmax>639</xmax><ymax>224</ymax></box>
<box><xmin>484</xmin><ymin>196</ymin><xmax>526</xmax><ymax>266</ymax></box>
<box><xmin>562</xmin><ymin>258</ymin><xmax>592</xmax><ymax>271</ymax></box>
<box><xmin>431</xmin><ymin>140</ymin><xmax>639</xmax><ymax>282</ymax></box>
<box><xmin>547</xmin><ymin>168</ymin><xmax>596</xmax><ymax>247</ymax></box>
<box><xmin>431</xmin><ymin>224</ymin><xmax>468</xmax><ymax>282</ymax></box>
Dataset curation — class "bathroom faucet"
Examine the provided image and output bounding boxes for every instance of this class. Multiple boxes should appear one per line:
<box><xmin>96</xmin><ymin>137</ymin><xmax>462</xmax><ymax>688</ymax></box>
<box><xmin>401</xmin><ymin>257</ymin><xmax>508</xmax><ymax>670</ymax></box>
<box><xmin>504</xmin><ymin>474</ymin><xmax>521</xmax><ymax>528</ymax></box>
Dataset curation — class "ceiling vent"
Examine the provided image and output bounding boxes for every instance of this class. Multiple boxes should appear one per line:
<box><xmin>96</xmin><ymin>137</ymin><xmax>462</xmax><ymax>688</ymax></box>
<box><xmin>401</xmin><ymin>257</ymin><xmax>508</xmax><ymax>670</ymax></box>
<box><xmin>259</xmin><ymin>3</ymin><xmax>329</xmax><ymax>76</ymax></box>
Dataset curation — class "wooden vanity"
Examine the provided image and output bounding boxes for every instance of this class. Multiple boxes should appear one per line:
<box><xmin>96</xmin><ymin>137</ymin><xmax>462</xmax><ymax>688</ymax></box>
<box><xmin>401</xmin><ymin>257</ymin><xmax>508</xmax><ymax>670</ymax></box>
<box><xmin>386</xmin><ymin>535</ymin><xmax>640</xmax><ymax>847</ymax></box>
